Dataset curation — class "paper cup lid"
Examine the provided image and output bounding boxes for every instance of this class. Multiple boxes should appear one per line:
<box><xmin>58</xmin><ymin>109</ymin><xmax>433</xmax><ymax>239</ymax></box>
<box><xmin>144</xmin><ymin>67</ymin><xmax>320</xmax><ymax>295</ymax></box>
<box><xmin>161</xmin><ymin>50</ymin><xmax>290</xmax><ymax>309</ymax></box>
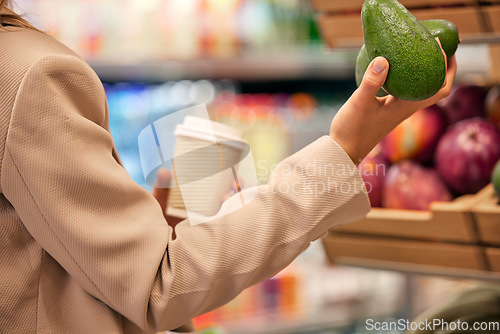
<box><xmin>175</xmin><ymin>116</ymin><xmax>245</xmax><ymax>148</ymax></box>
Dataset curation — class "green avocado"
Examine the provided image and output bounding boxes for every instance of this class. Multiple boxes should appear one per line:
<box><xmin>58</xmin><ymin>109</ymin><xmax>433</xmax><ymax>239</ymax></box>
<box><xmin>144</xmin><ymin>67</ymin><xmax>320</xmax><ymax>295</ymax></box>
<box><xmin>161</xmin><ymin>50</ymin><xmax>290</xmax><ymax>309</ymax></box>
<box><xmin>355</xmin><ymin>19</ymin><xmax>459</xmax><ymax>96</ymax></box>
<box><xmin>362</xmin><ymin>0</ymin><xmax>446</xmax><ymax>101</ymax></box>
<box><xmin>421</xmin><ymin>19</ymin><xmax>460</xmax><ymax>59</ymax></box>
<box><xmin>355</xmin><ymin>45</ymin><xmax>389</xmax><ymax>97</ymax></box>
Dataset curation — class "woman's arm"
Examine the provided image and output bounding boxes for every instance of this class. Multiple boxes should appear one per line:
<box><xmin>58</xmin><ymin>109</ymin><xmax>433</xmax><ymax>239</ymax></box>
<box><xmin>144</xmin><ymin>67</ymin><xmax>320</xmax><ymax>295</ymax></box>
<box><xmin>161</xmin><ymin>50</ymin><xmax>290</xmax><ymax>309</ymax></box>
<box><xmin>2</xmin><ymin>54</ymin><xmax>371</xmax><ymax>331</ymax></box>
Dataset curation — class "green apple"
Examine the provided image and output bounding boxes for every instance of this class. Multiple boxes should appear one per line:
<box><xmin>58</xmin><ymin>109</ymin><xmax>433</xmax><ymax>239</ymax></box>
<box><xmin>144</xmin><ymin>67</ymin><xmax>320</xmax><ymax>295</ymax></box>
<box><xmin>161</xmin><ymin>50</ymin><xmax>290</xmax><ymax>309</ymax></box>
<box><xmin>493</xmin><ymin>160</ymin><xmax>500</xmax><ymax>200</ymax></box>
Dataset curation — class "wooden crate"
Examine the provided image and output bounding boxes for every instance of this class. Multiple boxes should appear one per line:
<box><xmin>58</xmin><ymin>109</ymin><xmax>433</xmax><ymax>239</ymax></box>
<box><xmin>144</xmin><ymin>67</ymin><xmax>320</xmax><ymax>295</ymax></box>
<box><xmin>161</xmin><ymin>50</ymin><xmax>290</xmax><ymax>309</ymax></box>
<box><xmin>321</xmin><ymin>185</ymin><xmax>499</xmax><ymax>273</ymax></box>
<box><xmin>310</xmin><ymin>0</ymin><xmax>475</xmax><ymax>13</ymax></box>
<box><xmin>318</xmin><ymin>6</ymin><xmax>485</xmax><ymax>48</ymax></box>
<box><xmin>472</xmin><ymin>184</ymin><xmax>500</xmax><ymax>246</ymax></box>
<box><xmin>322</xmin><ymin>234</ymin><xmax>488</xmax><ymax>270</ymax></box>
<box><xmin>333</xmin><ymin>191</ymin><xmax>482</xmax><ymax>243</ymax></box>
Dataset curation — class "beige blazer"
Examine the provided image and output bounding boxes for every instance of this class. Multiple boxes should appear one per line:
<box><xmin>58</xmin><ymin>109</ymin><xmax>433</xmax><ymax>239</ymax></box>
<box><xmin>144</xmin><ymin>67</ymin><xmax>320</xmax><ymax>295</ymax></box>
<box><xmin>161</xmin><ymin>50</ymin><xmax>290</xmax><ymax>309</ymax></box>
<box><xmin>0</xmin><ymin>27</ymin><xmax>370</xmax><ymax>333</ymax></box>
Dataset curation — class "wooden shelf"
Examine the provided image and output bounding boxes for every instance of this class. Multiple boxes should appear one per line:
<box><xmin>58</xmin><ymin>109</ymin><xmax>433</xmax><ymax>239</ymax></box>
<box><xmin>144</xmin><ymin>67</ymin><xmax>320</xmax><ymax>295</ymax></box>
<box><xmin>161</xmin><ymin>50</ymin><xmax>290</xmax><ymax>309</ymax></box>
<box><xmin>322</xmin><ymin>185</ymin><xmax>500</xmax><ymax>278</ymax></box>
<box><xmin>333</xmin><ymin>189</ymin><xmax>483</xmax><ymax>244</ymax></box>
<box><xmin>323</xmin><ymin>234</ymin><xmax>488</xmax><ymax>271</ymax></box>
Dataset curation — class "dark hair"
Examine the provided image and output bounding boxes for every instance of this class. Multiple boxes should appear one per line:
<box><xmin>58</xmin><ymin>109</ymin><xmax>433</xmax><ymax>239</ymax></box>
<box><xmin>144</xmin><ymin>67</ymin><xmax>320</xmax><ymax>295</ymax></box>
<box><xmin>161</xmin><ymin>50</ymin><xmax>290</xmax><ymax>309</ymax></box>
<box><xmin>0</xmin><ymin>0</ymin><xmax>39</xmax><ymax>30</ymax></box>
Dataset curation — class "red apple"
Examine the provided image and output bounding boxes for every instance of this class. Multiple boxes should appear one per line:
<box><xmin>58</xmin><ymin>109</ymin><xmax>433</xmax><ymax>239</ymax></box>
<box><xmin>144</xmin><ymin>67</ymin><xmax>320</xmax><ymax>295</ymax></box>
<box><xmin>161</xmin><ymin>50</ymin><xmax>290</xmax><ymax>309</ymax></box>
<box><xmin>380</xmin><ymin>105</ymin><xmax>447</xmax><ymax>164</ymax></box>
<box><xmin>436</xmin><ymin>118</ymin><xmax>500</xmax><ymax>195</ymax></box>
<box><xmin>441</xmin><ymin>85</ymin><xmax>487</xmax><ymax>125</ymax></box>
<box><xmin>383</xmin><ymin>160</ymin><xmax>452</xmax><ymax>211</ymax></box>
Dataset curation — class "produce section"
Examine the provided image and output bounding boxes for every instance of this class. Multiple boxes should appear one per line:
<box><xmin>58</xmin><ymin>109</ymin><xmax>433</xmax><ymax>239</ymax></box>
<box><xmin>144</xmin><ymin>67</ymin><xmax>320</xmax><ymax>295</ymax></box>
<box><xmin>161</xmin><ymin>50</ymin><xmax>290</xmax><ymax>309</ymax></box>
<box><xmin>313</xmin><ymin>0</ymin><xmax>500</xmax><ymax>279</ymax></box>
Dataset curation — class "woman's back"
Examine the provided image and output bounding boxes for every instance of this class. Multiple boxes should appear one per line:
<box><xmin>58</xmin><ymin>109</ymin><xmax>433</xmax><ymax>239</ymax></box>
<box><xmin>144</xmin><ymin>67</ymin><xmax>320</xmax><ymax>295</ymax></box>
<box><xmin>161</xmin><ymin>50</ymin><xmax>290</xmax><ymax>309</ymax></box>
<box><xmin>0</xmin><ymin>27</ymin><xmax>141</xmax><ymax>333</ymax></box>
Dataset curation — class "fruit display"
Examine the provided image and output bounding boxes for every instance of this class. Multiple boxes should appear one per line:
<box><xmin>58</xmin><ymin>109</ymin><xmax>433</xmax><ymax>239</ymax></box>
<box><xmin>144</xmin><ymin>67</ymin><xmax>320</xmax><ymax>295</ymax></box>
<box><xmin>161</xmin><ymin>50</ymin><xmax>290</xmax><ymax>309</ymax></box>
<box><xmin>380</xmin><ymin>105</ymin><xmax>447</xmax><ymax>164</ymax></box>
<box><xmin>353</xmin><ymin>1</ymin><xmax>498</xmax><ymax>210</ymax></box>
<box><xmin>359</xmin><ymin>85</ymin><xmax>500</xmax><ymax>210</ymax></box>
<box><xmin>441</xmin><ymin>85</ymin><xmax>487</xmax><ymax>125</ymax></box>
<box><xmin>361</xmin><ymin>0</ymin><xmax>446</xmax><ymax>101</ymax></box>
<box><xmin>383</xmin><ymin>161</ymin><xmax>452</xmax><ymax>211</ymax></box>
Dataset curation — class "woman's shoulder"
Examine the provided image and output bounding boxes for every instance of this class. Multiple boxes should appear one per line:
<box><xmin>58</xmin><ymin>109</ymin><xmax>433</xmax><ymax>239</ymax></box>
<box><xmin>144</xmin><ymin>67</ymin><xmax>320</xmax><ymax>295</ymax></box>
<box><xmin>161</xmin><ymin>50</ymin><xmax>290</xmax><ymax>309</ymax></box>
<box><xmin>0</xmin><ymin>27</ymin><xmax>85</xmax><ymax>80</ymax></box>
<box><xmin>0</xmin><ymin>27</ymin><xmax>94</xmax><ymax>110</ymax></box>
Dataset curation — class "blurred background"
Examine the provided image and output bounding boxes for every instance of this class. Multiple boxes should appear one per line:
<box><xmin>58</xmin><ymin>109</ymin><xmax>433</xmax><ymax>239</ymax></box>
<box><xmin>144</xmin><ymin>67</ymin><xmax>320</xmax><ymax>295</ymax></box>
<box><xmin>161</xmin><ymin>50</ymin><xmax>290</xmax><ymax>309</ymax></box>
<box><xmin>13</xmin><ymin>0</ymin><xmax>500</xmax><ymax>333</ymax></box>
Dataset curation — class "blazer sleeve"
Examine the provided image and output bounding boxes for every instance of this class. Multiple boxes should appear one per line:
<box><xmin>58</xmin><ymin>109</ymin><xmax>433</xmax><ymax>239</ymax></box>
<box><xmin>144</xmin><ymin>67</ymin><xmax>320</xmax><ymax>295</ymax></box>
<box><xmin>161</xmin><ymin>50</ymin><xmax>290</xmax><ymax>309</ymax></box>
<box><xmin>2</xmin><ymin>54</ymin><xmax>370</xmax><ymax>332</ymax></box>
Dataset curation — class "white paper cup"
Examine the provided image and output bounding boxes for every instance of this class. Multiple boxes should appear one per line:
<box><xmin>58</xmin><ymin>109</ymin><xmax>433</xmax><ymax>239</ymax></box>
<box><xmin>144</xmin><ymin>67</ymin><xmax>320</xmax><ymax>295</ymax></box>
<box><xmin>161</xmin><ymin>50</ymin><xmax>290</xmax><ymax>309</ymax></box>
<box><xmin>168</xmin><ymin>116</ymin><xmax>246</xmax><ymax>216</ymax></box>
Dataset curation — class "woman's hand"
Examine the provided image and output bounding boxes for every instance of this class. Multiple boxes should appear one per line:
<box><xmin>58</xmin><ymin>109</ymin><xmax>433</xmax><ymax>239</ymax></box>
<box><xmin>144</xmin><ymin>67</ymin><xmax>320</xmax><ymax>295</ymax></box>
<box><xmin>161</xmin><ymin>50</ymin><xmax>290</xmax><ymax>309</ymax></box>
<box><xmin>330</xmin><ymin>50</ymin><xmax>457</xmax><ymax>164</ymax></box>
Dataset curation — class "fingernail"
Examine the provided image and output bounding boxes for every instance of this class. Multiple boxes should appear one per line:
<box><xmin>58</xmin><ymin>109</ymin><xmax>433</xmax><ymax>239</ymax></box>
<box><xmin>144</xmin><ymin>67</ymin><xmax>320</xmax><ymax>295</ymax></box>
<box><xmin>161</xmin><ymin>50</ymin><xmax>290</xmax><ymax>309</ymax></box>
<box><xmin>373</xmin><ymin>57</ymin><xmax>387</xmax><ymax>74</ymax></box>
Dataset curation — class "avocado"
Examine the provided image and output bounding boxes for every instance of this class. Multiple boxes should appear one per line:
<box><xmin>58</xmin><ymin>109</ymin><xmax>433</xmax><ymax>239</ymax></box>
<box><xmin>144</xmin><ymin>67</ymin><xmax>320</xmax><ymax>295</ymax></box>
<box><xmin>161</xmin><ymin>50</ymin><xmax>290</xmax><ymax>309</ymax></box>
<box><xmin>355</xmin><ymin>44</ymin><xmax>389</xmax><ymax>97</ymax></box>
<box><xmin>421</xmin><ymin>19</ymin><xmax>460</xmax><ymax>59</ymax></box>
<box><xmin>362</xmin><ymin>0</ymin><xmax>446</xmax><ymax>101</ymax></box>
<box><xmin>355</xmin><ymin>19</ymin><xmax>459</xmax><ymax>96</ymax></box>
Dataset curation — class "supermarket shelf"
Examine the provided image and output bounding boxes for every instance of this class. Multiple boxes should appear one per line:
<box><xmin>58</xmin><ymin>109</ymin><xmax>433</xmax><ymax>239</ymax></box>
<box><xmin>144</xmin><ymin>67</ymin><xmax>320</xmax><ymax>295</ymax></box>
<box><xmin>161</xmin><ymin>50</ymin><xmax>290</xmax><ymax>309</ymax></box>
<box><xmin>88</xmin><ymin>43</ymin><xmax>491</xmax><ymax>83</ymax></box>
<box><xmin>337</xmin><ymin>258</ymin><xmax>500</xmax><ymax>282</ymax></box>
<box><xmin>461</xmin><ymin>33</ymin><xmax>500</xmax><ymax>45</ymax></box>
<box><xmin>87</xmin><ymin>49</ymin><xmax>357</xmax><ymax>82</ymax></box>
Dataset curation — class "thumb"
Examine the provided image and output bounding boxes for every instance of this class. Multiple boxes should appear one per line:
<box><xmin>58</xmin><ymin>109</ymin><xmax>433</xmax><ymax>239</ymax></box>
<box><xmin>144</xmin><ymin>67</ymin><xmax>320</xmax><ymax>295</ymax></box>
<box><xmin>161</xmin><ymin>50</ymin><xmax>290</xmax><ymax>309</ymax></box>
<box><xmin>357</xmin><ymin>57</ymin><xmax>389</xmax><ymax>100</ymax></box>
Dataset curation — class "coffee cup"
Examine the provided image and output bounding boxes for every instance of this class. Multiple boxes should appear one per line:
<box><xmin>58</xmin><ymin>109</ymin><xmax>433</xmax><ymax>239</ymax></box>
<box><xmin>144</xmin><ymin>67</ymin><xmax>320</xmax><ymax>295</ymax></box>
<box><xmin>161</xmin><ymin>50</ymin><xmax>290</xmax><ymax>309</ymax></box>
<box><xmin>168</xmin><ymin>116</ymin><xmax>247</xmax><ymax>216</ymax></box>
